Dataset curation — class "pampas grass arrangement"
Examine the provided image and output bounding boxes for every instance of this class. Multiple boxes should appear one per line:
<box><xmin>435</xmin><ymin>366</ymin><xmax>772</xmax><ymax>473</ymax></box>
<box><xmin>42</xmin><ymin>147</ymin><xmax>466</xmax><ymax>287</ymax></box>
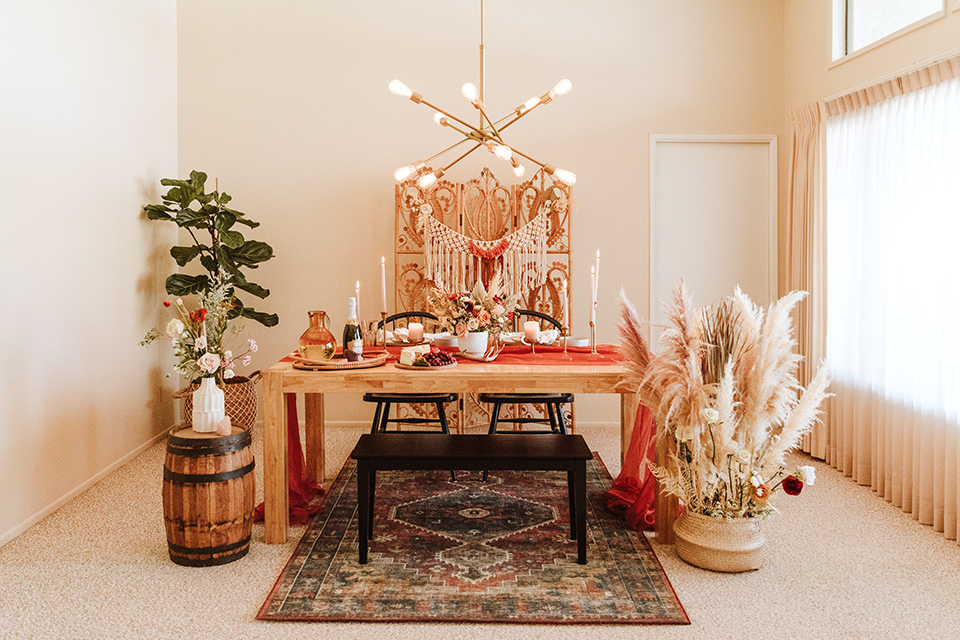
<box><xmin>619</xmin><ymin>283</ymin><xmax>830</xmax><ymax>518</ymax></box>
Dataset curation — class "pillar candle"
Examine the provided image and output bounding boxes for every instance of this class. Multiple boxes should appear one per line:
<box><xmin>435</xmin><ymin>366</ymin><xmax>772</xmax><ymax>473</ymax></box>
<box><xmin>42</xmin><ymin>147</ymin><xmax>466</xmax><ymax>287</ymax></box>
<box><xmin>524</xmin><ymin>320</ymin><xmax>540</xmax><ymax>342</ymax></box>
<box><xmin>408</xmin><ymin>322</ymin><xmax>424</xmax><ymax>343</ymax></box>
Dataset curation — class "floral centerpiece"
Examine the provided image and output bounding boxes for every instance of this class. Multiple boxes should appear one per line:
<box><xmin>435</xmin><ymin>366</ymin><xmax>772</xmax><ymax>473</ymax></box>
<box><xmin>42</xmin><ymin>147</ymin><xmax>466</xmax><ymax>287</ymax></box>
<box><xmin>426</xmin><ymin>273</ymin><xmax>519</xmax><ymax>338</ymax></box>
<box><xmin>618</xmin><ymin>283</ymin><xmax>830</xmax><ymax>571</ymax></box>
<box><xmin>141</xmin><ymin>277</ymin><xmax>259</xmax><ymax>384</ymax></box>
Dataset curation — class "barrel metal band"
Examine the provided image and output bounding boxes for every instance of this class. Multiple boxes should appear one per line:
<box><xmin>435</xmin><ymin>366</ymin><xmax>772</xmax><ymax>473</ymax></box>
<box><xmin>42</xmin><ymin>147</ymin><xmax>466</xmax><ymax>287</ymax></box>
<box><xmin>166</xmin><ymin>535</ymin><xmax>251</xmax><ymax>556</ymax></box>
<box><xmin>163</xmin><ymin>460</ymin><xmax>255</xmax><ymax>484</ymax></box>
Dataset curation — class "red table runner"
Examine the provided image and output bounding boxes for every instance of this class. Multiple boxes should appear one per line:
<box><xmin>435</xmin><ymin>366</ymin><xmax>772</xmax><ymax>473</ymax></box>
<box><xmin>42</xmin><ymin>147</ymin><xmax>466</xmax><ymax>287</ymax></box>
<box><xmin>260</xmin><ymin>343</ymin><xmax>655</xmax><ymax>531</ymax></box>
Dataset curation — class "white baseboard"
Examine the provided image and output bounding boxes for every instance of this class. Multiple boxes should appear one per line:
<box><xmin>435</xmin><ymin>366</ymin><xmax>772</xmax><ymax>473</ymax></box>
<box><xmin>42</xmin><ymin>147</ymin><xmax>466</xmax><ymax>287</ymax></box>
<box><xmin>0</xmin><ymin>428</ymin><xmax>170</xmax><ymax>547</ymax></box>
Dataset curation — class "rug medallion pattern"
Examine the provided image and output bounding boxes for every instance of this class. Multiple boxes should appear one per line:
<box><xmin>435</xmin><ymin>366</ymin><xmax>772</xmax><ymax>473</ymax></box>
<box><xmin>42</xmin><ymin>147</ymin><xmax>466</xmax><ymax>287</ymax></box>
<box><xmin>258</xmin><ymin>455</ymin><xmax>688</xmax><ymax>624</ymax></box>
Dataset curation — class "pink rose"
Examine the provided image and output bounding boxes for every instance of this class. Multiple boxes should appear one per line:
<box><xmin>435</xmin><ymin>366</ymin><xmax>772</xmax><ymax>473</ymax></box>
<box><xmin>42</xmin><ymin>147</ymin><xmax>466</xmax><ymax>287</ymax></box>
<box><xmin>477</xmin><ymin>309</ymin><xmax>491</xmax><ymax>326</ymax></box>
<box><xmin>197</xmin><ymin>352</ymin><xmax>221</xmax><ymax>374</ymax></box>
<box><xmin>455</xmin><ymin>322</ymin><xmax>468</xmax><ymax>338</ymax></box>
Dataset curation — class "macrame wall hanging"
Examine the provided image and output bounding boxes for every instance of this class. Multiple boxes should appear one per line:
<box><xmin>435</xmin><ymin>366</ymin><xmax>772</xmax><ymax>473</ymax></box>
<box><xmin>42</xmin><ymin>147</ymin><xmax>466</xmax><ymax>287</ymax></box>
<box><xmin>419</xmin><ymin>203</ymin><xmax>548</xmax><ymax>295</ymax></box>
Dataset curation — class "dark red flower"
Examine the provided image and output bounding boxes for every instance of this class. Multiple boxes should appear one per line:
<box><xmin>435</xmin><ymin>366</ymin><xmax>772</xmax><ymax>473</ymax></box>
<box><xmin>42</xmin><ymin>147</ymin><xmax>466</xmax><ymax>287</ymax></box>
<box><xmin>782</xmin><ymin>475</ymin><xmax>804</xmax><ymax>496</ymax></box>
<box><xmin>163</xmin><ymin>300</ymin><xmax>171</xmax><ymax>307</ymax></box>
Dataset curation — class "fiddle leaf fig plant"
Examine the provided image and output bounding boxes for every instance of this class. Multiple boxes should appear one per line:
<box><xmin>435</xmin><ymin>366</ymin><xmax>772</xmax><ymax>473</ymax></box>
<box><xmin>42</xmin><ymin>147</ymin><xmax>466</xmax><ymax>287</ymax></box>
<box><xmin>144</xmin><ymin>170</ymin><xmax>278</xmax><ymax>327</ymax></box>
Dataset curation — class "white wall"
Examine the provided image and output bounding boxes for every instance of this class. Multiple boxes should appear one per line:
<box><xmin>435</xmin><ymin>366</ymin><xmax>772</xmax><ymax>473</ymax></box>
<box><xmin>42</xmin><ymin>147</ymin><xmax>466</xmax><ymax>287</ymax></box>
<box><xmin>176</xmin><ymin>0</ymin><xmax>787</xmax><ymax>428</ymax></box>
<box><xmin>785</xmin><ymin>1</ymin><xmax>960</xmax><ymax>120</ymax></box>
<box><xmin>0</xmin><ymin>1</ymin><xmax>178</xmax><ymax>544</ymax></box>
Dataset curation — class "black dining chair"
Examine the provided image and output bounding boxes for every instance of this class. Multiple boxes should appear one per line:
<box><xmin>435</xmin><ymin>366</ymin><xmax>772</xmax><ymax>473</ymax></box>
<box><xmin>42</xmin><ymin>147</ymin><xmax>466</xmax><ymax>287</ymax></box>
<box><xmin>362</xmin><ymin>311</ymin><xmax>458</xmax><ymax>480</ymax></box>
<box><xmin>478</xmin><ymin>309</ymin><xmax>574</xmax><ymax>435</ymax></box>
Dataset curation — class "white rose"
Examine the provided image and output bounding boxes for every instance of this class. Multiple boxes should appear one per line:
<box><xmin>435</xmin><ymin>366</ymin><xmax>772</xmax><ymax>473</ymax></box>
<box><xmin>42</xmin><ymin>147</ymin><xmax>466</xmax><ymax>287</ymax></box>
<box><xmin>224</xmin><ymin>350</ymin><xmax>233</xmax><ymax>360</ymax></box>
<box><xmin>223</xmin><ymin>369</ymin><xmax>235</xmax><ymax>380</ymax></box>
<box><xmin>197</xmin><ymin>352</ymin><xmax>221</xmax><ymax>374</ymax></box>
<box><xmin>797</xmin><ymin>465</ymin><xmax>817</xmax><ymax>486</ymax></box>
<box><xmin>165</xmin><ymin>319</ymin><xmax>184</xmax><ymax>337</ymax></box>
<box><xmin>702</xmin><ymin>407</ymin><xmax>720</xmax><ymax>424</ymax></box>
<box><xmin>674</xmin><ymin>424</ymin><xmax>695</xmax><ymax>442</ymax></box>
<box><xmin>195</xmin><ymin>335</ymin><xmax>207</xmax><ymax>350</ymax></box>
<box><xmin>736</xmin><ymin>449</ymin><xmax>752</xmax><ymax>464</ymax></box>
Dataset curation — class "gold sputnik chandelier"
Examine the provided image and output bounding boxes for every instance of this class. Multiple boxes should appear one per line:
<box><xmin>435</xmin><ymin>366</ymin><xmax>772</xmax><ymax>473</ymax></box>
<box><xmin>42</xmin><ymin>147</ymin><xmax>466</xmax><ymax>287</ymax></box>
<box><xmin>389</xmin><ymin>0</ymin><xmax>576</xmax><ymax>190</ymax></box>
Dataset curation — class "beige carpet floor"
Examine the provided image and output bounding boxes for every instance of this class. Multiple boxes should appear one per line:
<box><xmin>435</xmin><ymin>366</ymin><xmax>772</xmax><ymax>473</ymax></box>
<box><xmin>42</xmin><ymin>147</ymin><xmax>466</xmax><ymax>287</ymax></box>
<box><xmin>2</xmin><ymin>422</ymin><xmax>960</xmax><ymax>640</ymax></box>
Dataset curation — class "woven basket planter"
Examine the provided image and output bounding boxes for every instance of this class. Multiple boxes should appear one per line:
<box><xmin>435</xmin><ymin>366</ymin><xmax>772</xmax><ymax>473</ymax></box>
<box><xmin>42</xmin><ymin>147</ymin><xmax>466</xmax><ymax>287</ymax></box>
<box><xmin>174</xmin><ymin>371</ymin><xmax>260</xmax><ymax>429</ymax></box>
<box><xmin>673</xmin><ymin>511</ymin><xmax>765</xmax><ymax>572</ymax></box>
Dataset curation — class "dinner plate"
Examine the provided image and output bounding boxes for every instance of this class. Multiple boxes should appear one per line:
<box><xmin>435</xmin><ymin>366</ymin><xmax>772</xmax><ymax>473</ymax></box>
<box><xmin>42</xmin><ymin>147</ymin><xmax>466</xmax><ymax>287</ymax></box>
<box><xmin>395</xmin><ymin>361</ymin><xmax>457</xmax><ymax>371</ymax></box>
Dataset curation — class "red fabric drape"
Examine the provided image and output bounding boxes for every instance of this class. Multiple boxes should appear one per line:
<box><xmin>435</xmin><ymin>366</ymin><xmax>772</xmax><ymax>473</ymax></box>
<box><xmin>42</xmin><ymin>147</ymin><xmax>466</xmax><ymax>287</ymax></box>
<box><xmin>254</xmin><ymin>393</ymin><xmax>324</xmax><ymax>524</ymax></box>
<box><xmin>605</xmin><ymin>403</ymin><xmax>657</xmax><ymax>531</ymax></box>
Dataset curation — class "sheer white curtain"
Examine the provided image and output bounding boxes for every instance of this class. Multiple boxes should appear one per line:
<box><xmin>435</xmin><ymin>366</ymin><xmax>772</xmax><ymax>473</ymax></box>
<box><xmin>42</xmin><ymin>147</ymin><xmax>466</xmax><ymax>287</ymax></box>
<box><xmin>826</xmin><ymin>76</ymin><xmax>960</xmax><ymax>541</ymax></box>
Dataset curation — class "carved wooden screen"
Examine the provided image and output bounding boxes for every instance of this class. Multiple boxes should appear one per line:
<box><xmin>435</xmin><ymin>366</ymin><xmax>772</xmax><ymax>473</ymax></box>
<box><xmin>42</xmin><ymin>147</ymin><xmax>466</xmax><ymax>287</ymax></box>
<box><xmin>395</xmin><ymin>167</ymin><xmax>573</xmax><ymax>433</ymax></box>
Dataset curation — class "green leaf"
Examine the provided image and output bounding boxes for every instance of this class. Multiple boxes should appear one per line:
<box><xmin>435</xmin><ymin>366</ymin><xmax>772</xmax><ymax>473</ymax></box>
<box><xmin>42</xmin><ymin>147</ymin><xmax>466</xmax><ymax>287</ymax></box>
<box><xmin>241</xmin><ymin>307</ymin><xmax>279</xmax><ymax>327</ymax></box>
<box><xmin>226</xmin><ymin>240</ymin><xmax>274</xmax><ymax>267</ymax></box>
<box><xmin>144</xmin><ymin>204</ymin><xmax>175</xmax><ymax>221</ymax></box>
<box><xmin>220</xmin><ymin>229</ymin><xmax>245</xmax><ymax>249</ymax></box>
<box><xmin>214</xmin><ymin>245</ymin><xmax>244</xmax><ymax>279</ymax></box>
<box><xmin>189</xmin><ymin>170</ymin><xmax>208</xmax><ymax>190</ymax></box>
<box><xmin>200</xmin><ymin>254</ymin><xmax>219</xmax><ymax>274</ymax></box>
<box><xmin>218</xmin><ymin>192</ymin><xmax>232</xmax><ymax>205</ymax></box>
<box><xmin>216</xmin><ymin>210</ymin><xmax>238</xmax><ymax>233</ymax></box>
<box><xmin>160</xmin><ymin>178</ymin><xmax>190</xmax><ymax>188</ymax></box>
<box><xmin>165</xmin><ymin>273</ymin><xmax>209</xmax><ymax>296</ymax></box>
<box><xmin>175</xmin><ymin>208</ymin><xmax>207</xmax><ymax>227</ymax></box>
<box><xmin>170</xmin><ymin>245</ymin><xmax>203</xmax><ymax>267</ymax></box>
<box><xmin>234</xmin><ymin>279</ymin><xmax>270</xmax><ymax>299</ymax></box>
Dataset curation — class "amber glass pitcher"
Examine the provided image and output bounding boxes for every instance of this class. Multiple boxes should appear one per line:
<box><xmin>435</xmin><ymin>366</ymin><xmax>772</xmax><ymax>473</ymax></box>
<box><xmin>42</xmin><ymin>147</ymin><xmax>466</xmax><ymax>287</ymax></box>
<box><xmin>298</xmin><ymin>310</ymin><xmax>337</xmax><ymax>361</ymax></box>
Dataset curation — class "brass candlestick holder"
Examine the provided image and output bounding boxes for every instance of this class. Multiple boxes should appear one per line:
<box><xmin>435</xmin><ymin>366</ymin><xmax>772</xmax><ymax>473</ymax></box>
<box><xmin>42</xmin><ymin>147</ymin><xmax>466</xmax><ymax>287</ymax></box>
<box><xmin>380</xmin><ymin>311</ymin><xmax>388</xmax><ymax>349</ymax></box>
<box><xmin>562</xmin><ymin>325</ymin><xmax>569</xmax><ymax>355</ymax></box>
<box><xmin>589</xmin><ymin>314</ymin><xmax>598</xmax><ymax>355</ymax></box>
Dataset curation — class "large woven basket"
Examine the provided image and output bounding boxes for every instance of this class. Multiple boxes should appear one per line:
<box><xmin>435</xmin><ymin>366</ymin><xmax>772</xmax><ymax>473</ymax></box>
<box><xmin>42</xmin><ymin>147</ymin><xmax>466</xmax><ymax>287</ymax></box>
<box><xmin>174</xmin><ymin>371</ymin><xmax>261</xmax><ymax>429</ymax></box>
<box><xmin>673</xmin><ymin>510</ymin><xmax>765</xmax><ymax>572</ymax></box>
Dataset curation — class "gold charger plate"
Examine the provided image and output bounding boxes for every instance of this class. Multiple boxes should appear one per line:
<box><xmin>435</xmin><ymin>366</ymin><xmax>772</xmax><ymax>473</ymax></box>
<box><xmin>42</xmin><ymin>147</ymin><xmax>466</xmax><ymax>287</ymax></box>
<box><xmin>290</xmin><ymin>351</ymin><xmax>389</xmax><ymax>371</ymax></box>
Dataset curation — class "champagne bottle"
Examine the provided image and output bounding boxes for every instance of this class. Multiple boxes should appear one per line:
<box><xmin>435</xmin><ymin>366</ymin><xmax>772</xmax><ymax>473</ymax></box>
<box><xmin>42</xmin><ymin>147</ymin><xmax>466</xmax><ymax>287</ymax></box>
<box><xmin>342</xmin><ymin>297</ymin><xmax>363</xmax><ymax>357</ymax></box>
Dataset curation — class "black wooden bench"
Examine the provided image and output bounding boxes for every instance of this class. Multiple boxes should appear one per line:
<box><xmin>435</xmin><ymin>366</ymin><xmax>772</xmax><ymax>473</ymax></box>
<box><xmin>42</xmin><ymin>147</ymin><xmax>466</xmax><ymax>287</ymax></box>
<box><xmin>350</xmin><ymin>433</ymin><xmax>593</xmax><ymax>565</ymax></box>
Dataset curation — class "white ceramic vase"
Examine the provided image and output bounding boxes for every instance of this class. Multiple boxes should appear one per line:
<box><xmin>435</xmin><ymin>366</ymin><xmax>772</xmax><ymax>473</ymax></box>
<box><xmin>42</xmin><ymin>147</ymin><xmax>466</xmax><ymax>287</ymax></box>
<box><xmin>460</xmin><ymin>330</ymin><xmax>488</xmax><ymax>356</ymax></box>
<box><xmin>192</xmin><ymin>377</ymin><xmax>226</xmax><ymax>433</ymax></box>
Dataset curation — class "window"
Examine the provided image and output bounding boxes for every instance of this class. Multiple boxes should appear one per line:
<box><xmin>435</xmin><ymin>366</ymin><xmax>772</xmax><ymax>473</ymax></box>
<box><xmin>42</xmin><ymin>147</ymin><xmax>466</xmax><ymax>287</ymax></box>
<box><xmin>834</xmin><ymin>0</ymin><xmax>943</xmax><ymax>60</ymax></box>
<box><xmin>826</xmin><ymin>76</ymin><xmax>959</xmax><ymax>416</ymax></box>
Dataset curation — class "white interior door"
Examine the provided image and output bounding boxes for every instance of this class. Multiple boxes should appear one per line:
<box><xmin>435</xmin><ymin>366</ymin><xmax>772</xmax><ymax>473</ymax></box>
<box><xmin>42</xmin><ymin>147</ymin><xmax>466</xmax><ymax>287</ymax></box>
<box><xmin>649</xmin><ymin>134</ymin><xmax>777</xmax><ymax>331</ymax></box>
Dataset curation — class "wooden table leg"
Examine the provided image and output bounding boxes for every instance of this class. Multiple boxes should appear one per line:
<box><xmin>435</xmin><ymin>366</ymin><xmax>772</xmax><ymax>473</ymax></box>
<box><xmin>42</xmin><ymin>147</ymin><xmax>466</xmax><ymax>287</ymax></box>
<box><xmin>263</xmin><ymin>369</ymin><xmax>289</xmax><ymax>544</ymax></box>
<box><xmin>304</xmin><ymin>393</ymin><xmax>325</xmax><ymax>483</ymax></box>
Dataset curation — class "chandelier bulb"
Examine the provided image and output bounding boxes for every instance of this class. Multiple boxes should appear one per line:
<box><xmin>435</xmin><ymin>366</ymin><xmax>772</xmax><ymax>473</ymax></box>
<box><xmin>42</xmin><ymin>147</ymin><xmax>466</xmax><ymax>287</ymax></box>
<box><xmin>492</xmin><ymin>144</ymin><xmax>513</xmax><ymax>161</ymax></box>
<box><xmin>521</xmin><ymin>97</ymin><xmax>540</xmax><ymax>113</ymax></box>
<box><xmin>417</xmin><ymin>168</ymin><xmax>444</xmax><ymax>190</ymax></box>
<box><xmin>549</xmin><ymin>78</ymin><xmax>573</xmax><ymax>99</ymax></box>
<box><xmin>433</xmin><ymin>112</ymin><xmax>446</xmax><ymax>127</ymax></box>
<box><xmin>461</xmin><ymin>82</ymin><xmax>481</xmax><ymax>107</ymax></box>
<box><xmin>512</xmin><ymin>161</ymin><xmax>525</xmax><ymax>178</ymax></box>
<box><xmin>393</xmin><ymin>161</ymin><xmax>423</xmax><ymax>182</ymax></box>
<box><xmin>552</xmin><ymin>168</ymin><xmax>577</xmax><ymax>186</ymax></box>
<box><xmin>389</xmin><ymin>79</ymin><xmax>413</xmax><ymax>98</ymax></box>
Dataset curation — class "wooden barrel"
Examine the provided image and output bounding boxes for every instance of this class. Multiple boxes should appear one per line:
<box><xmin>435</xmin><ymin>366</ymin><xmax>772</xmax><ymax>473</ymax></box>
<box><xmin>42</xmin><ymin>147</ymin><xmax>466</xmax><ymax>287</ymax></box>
<box><xmin>162</xmin><ymin>426</ymin><xmax>256</xmax><ymax>566</ymax></box>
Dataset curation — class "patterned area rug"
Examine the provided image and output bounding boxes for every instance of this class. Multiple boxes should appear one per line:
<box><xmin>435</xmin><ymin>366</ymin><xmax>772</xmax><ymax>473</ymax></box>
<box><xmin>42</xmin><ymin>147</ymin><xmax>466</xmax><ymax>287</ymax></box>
<box><xmin>258</xmin><ymin>454</ymin><xmax>688</xmax><ymax>625</ymax></box>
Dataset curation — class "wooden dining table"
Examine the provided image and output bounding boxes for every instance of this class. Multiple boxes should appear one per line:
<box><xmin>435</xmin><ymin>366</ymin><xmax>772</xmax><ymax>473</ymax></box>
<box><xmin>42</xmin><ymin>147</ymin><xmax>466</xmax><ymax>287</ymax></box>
<box><xmin>261</xmin><ymin>345</ymin><xmax>676</xmax><ymax>544</ymax></box>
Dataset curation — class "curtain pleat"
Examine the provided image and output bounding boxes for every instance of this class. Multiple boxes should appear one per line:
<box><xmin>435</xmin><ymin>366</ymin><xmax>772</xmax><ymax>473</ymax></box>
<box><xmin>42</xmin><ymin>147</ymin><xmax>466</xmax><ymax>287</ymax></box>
<box><xmin>823</xmin><ymin>75</ymin><xmax>960</xmax><ymax>544</ymax></box>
